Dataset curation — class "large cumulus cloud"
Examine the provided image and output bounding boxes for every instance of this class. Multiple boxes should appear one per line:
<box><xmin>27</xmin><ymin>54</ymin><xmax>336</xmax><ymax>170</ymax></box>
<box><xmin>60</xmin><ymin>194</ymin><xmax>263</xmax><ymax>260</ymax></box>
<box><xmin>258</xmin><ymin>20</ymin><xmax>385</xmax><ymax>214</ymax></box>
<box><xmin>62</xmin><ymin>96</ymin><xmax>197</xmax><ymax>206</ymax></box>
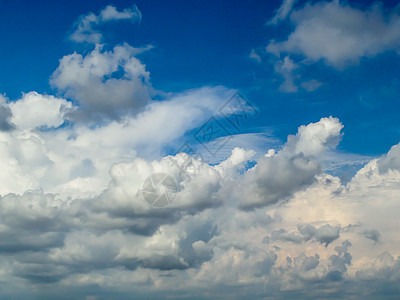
<box><xmin>0</xmin><ymin>102</ymin><xmax>399</xmax><ymax>299</ymax></box>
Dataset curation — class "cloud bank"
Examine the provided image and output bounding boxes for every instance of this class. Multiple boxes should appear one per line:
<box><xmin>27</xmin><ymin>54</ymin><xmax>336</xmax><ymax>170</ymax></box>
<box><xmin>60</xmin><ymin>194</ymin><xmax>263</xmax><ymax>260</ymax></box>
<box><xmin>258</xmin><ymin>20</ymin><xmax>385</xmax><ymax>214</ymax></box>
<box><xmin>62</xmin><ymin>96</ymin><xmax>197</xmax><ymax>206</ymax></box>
<box><xmin>0</xmin><ymin>98</ymin><xmax>399</xmax><ymax>298</ymax></box>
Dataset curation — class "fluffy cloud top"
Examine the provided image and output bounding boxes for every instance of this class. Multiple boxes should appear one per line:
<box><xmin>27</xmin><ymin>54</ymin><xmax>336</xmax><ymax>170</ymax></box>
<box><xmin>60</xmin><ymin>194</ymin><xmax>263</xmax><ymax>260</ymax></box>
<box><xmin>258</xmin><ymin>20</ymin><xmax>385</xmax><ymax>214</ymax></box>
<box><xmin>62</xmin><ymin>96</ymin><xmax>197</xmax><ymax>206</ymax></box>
<box><xmin>9</xmin><ymin>92</ymin><xmax>73</xmax><ymax>130</ymax></box>
<box><xmin>237</xmin><ymin>117</ymin><xmax>342</xmax><ymax>210</ymax></box>
<box><xmin>51</xmin><ymin>43</ymin><xmax>152</xmax><ymax>120</ymax></box>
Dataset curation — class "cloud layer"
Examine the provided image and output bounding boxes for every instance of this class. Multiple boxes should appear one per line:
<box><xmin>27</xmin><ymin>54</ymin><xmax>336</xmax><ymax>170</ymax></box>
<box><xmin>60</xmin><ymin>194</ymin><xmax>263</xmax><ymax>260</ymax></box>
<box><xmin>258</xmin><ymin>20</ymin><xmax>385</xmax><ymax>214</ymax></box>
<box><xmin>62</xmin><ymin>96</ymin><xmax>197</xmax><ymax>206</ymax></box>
<box><xmin>0</xmin><ymin>97</ymin><xmax>399</xmax><ymax>298</ymax></box>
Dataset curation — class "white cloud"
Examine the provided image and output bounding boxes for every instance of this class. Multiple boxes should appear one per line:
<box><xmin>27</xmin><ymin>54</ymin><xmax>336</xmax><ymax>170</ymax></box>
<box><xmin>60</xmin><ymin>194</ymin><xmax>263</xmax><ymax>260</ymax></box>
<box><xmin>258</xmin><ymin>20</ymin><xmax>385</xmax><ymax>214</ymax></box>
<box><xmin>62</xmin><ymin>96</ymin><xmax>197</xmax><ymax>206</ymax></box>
<box><xmin>268</xmin><ymin>0</ymin><xmax>297</xmax><ymax>25</ymax></box>
<box><xmin>70</xmin><ymin>5</ymin><xmax>141</xmax><ymax>44</ymax></box>
<box><xmin>267</xmin><ymin>1</ymin><xmax>400</xmax><ymax>68</ymax></box>
<box><xmin>9</xmin><ymin>92</ymin><xmax>73</xmax><ymax>130</ymax></box>
<box><xmin>0</xmin><ymin>112</ymin><xmax>399</xmax><ymax>298</ymax></box>
<box><xmin>0</xmin><ymin>86</ymin><xmax>234</xmax><ymax>199</ymax></box>
<box><xmin>287</xmin><ymin>116</ymin><xmax>343</xmax><ymax>157</ymax></box>
<box><xmin>51</xmin><ymin>43</ymin><xmax>152</xmax><ymax>120</ymax></box>
<box><xmin>236</xmin><ymin>117</ymin><xmax>343</xmax><ymax>209</ymax></box>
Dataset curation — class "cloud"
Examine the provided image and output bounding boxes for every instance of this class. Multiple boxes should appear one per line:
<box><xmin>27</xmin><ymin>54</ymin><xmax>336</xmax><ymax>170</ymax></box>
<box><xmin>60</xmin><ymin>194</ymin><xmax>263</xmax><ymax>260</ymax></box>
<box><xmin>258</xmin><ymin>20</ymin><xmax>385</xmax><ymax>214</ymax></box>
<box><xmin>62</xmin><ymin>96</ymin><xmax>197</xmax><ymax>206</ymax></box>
<box><xmin>301</xmin><ymin>79</ymin><xmax>324</xmax><ymax>92</ymax></box>
<box><xmin>249</xmin><ymin>49</ymin><xmax>261</xmax><ymax>63</ymax></box>
<box><xmin>273</xmin><ymin>57</ymin><xmax>324</xmax><ymax>93</ymax></box>
<box><xmin>0</xmin><ymin>95</ymin><xmax>14</xmax><ymax>131</ymax></box>
<box><xmin>270</xmin><ymin>223</ymin><xmax>341</xmax><ymax>246</ymax></box>
<box><xmin>362</xmin><ymin>229</ymin><xmax>381</xmax><ymax>242</ymax></box>
<box><xmin>274</xmin><ymin>56</ymin><xmax>299</xmax><ymax>93</ymax></box>
<box><xmin>9</xmin><ymin>92</ymin><xmax>73</xmax><ymax>130</ymax></box>
<box><xmin>51</xmin><ymin>43</ymin><xmax>152</xmax><ymax>121</ymax></box>
<box><xmin>1</xmin><ymin>69</ymin><xmax>399</xmax><ymax>299</ymax></box>
<box><xmin>0</xmin><ymin>86</ymin><xmax>235</xmax><ymax>198</ymax></box>
<box><xmin>287</xmin><ymin>116</ymin><xmax>343</xmax><ymax>157</ymax></box>
<box><xmin>377</xmin><ymin>143</ymin><xmax>400</xmax><ymax>173</ymax></box>
<box><xmin>70</xmin><ymin>5</ymin><xmax>141</xmax><ymax>44</ymax></box>
<box><xmin>267</xmin><ymin>1</ymin><xmax>400</xmax><ymax>68</ymax></box>
<box><xmin>237</xmin><ymin>116</ymin><xmax>343</xmax><ymax>210</ymax></box>
<box><xmin>0</xmin><ymin>113</ymin><xmax>399</xmax><ymax>298</ymax></box>
<box><xmin>268</xmin><ymin>0</ymin><xmax>298</xmax><ymax>25</ymax></box>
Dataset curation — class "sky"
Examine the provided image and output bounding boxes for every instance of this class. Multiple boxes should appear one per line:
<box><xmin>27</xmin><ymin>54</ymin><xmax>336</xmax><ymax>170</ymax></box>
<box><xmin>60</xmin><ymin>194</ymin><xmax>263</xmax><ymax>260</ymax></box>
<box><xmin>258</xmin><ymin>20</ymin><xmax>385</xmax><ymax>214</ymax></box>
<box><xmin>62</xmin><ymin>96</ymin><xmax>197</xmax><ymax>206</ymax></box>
<box><xmin>0</xmin><ymin>0</ymin><xmax>399</xmax><ymax>299</ymax></box>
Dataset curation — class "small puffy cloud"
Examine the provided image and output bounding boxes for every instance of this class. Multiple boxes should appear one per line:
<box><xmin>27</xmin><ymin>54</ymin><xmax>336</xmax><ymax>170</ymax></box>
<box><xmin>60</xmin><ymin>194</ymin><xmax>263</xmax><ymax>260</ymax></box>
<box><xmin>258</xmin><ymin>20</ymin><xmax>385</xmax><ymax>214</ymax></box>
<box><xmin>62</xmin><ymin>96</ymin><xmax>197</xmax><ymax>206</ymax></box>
<box><xmin>267</xmin><ymin>1</ymin><xmax>400</xmax><ymax>68</ymax></box>
<box><xmin>300</xmin><ymin>224</ymin><xmax>341</xmax><ymax>246</ymax></box>
<box><xmin>70</xmin><ymin>5</ymin><xmax>141</xmax><ymax>44</ymax></box>
<box><xmin>270</xmin><ymin>223</ymin><xmax>340</xmax><ymax>246</ymax></box>
<box><xmin>8</xmin><ymin>92</ymin><xmax>72</xmax><ymax>130</ymax></box>
<box><xmin>51</xmin><ymin>43</ymin><xmax>152</xmax><ymax>120</ymax></box>
<box><xmin>285</xmin><ymin>116</ymin><xmax>343</xmax><ymax>157</ymax></box>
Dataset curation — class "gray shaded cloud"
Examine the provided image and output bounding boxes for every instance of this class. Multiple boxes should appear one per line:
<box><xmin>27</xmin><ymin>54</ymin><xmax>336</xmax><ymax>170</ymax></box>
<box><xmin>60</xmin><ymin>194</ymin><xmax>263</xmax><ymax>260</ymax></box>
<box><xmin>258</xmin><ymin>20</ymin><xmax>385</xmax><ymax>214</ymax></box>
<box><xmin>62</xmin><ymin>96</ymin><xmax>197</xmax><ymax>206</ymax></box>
<box><xmin>238</xmin><ymin>117</ymin><xmax>342</xmax><ymax>210</ymax></box>
<box><xmin>362</xmin><ymin>229</ymin><xmax>381</xmax><ymax>242</ymax></box>
<box><xmin>0</xmin><ymin>97</ymin><xmax>14</xmax><ymax>131</ymax></box>
<box><xmin>377</xmin><ymin>143</ymin><xmax>400</xmax><ymax>173</ymax></box>
<box><xmin>51</xmin><ymin>44</ymin><xmax>152</xmax><ymax>121</ymax></box>
<box><xmin>270</xmin><ymin>223</ymin><xmax>340</xmax><ymax>246</ymax></box>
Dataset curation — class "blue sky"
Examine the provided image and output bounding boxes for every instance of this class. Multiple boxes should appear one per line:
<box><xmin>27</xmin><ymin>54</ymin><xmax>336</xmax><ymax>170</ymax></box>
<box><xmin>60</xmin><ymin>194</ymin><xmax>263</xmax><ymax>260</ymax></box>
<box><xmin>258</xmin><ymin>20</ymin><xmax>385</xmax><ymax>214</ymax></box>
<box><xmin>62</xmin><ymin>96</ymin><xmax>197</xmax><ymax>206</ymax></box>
<box><xmin>2</xmin><ymin>0</ymin><xmax>400</xmax><ymax>156</ymax></box>
<box><xmin>0</xmin><ymin>0</ymin><xmax>400</xmax><ymax>299</ymax></box>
